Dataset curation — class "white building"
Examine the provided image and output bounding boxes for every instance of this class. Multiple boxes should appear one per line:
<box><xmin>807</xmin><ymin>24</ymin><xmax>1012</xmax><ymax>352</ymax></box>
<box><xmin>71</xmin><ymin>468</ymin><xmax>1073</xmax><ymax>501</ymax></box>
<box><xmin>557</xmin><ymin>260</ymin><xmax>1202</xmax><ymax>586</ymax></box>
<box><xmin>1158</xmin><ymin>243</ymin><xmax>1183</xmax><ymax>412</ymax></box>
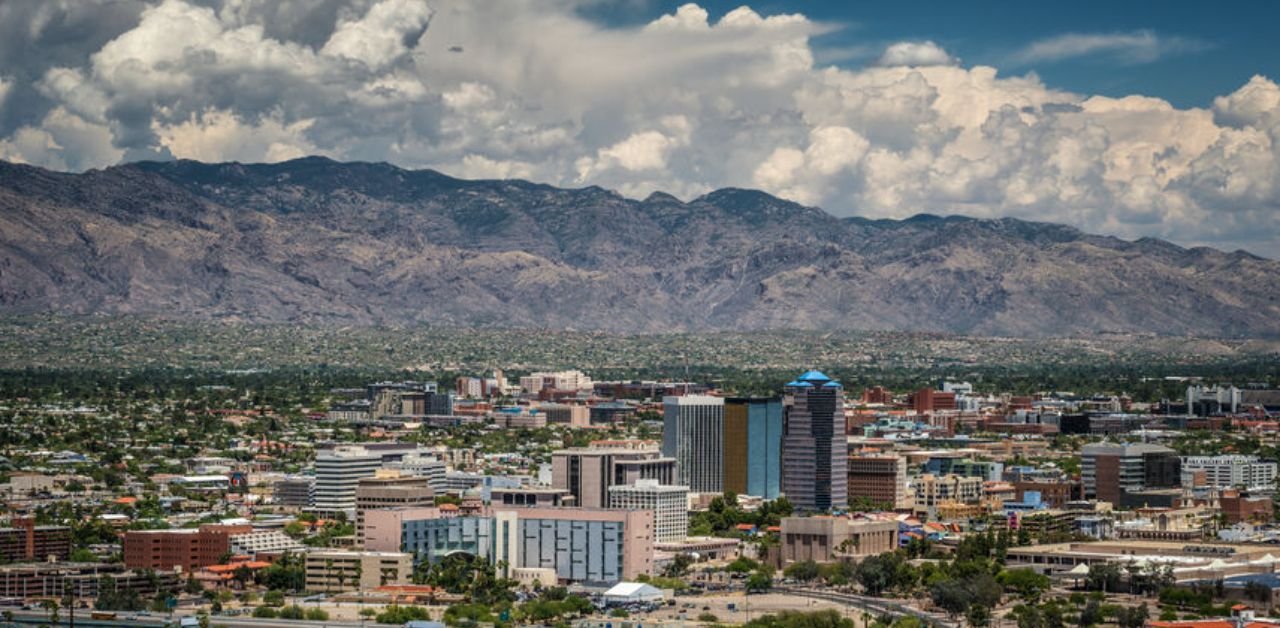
<box><xmin>1186</xmin><ymin>385</ymin><xmax>1242</xmax><ymax>415</ymax></box>
<box><xmin>229</xmin><ymin>530</ymin><xmax>307</xmax><ymax>556</ymax></box>
<box><xmin>519</xmin><ymin>370</ymin><xmax>593</xmax><ymax>393</ymax></box>
<box><xmin>608</xmin><ymin>479</ymin><xmax>689</xmax><ymax>544</ymax></box>
<box><xmin>388</xmin><ymin>453</ymin><xmax>448</xmax><ymax>494</ymax></box>
<box><xmin>1181</xmin><ymin>455</ymin><xmax>1277</xmax><ymax>491</ymax></box>
<box><xmin>661</xmin><ymin>395</ymin><xmax>724</xmax><ymax>494</ymax></box>
<box><xmin>312</xmin><ymin>446</ymin><xmax>384</xmax><ymax>517</ymax></box>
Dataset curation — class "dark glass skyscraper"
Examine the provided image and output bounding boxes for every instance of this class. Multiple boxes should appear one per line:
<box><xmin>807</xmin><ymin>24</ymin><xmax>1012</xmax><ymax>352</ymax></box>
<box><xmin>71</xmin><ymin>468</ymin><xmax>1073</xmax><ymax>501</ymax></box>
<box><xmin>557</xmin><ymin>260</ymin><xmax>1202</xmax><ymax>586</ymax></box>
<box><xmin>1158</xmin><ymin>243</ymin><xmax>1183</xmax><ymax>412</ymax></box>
<box><xmin>782</xmin><ymin>370</ymin><xmax>848</xmax><ymax>512</ymax></box>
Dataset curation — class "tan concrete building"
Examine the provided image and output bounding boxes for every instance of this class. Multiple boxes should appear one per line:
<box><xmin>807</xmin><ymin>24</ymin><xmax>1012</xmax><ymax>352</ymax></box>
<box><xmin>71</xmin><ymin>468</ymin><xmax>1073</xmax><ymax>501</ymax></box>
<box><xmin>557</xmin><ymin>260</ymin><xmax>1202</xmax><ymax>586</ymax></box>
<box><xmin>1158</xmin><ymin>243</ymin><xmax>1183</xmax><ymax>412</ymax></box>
<box><xmin>780</xmin><ymin>517</ymin><xmax>898</xmax><ymax>564</ymax></box>
<box><xmin>354</xmin><ymin>470</ymin><xmax>434</xmax><ymax>540</ymax></box>
<box><xmin>362</xmin><ymin>506</ymin><xmax>443</xmax><ymax>552</ymax></box>
<box><xmin>551</xmin><ymin>445</ymin><xmax>676</xmax><ymax>508</ymax></box>
<box><xmin>304</xmin><ymin>550</ymin><xmax>413</xmax><ymax>593</ymax></box>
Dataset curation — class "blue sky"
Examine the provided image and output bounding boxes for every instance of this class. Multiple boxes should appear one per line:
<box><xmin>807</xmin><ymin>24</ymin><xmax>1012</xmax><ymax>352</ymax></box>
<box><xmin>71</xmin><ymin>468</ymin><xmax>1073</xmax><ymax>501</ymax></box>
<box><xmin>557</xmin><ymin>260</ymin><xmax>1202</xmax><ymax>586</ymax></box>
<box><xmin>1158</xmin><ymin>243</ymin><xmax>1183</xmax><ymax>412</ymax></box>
<box><xmin>582</xmin><ymin>0</ymin><xmax>1279</xmax><ymax>109</ymax></box>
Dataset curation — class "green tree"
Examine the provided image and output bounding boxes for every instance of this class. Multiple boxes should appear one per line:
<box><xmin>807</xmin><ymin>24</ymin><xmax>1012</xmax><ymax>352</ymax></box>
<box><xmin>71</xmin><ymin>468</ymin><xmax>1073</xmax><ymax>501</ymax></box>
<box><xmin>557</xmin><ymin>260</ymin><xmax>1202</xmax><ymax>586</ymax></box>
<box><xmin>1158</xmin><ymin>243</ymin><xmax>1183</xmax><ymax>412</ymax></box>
<box><xmin>784</xmin><ymin>560</ymin><xmax>820</xmax><ymax>582</ymax></box>
<box><xmin>277</xmin><ymin>604</ymin><xmax>305</xmax><ymax>619</ymax></box>
<box><xmin>966</xmin><ymin>603</ymin><xmax>992</xmax><ymax>627</ymax></box>
<box><xmin>998</xmin><ymin>568</ymin><xmax>1051</xmax><ymax>602</ymax></box>
<box><xmin>747</xmin><ymin>570</ymin><xmax>773</xmax><ymax>593</ymax></box>
<box><xmin>1085</xmin><ymin>563</ymin><xmax>1122</xmax><ymax>593</ymax></box>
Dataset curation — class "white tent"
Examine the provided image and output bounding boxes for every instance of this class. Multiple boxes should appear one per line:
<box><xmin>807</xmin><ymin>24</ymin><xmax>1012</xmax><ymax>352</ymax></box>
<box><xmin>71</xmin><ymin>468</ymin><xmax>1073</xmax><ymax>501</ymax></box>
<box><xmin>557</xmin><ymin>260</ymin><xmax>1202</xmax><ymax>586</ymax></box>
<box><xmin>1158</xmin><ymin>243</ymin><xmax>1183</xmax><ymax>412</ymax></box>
<box><xmin>603</xmin><ymin>582</ymin><xmax>665</xmax><ymax>605</ymax></box>
<box><xmin>1067</xmin><ymin>564</ymin><xmax>1091</xmax><ymax>576</ymax></box>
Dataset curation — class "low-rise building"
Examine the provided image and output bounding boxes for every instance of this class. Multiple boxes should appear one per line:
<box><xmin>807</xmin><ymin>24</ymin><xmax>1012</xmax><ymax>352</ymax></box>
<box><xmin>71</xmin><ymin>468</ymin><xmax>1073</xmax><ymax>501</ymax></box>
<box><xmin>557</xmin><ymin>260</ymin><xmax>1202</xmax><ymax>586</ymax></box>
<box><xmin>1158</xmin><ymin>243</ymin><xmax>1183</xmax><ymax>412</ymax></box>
<box><xmin>913</xmin><ymin>474</ymin><xmax>984</xmax><ymax>516</ymax></box>
<box><xmin>123</xmin><ymin>525</ymin><xmax>252</xmax><ymax>572</ymax></box>
<box><xmin>304</xmin><ymin>550</ymin><xmax>413</xmax><ymax>593</ymax></box>
<box><xmin>779</xmin><ymin>517</ymin><xmax>898</xmax><ymax>564</ymax></box>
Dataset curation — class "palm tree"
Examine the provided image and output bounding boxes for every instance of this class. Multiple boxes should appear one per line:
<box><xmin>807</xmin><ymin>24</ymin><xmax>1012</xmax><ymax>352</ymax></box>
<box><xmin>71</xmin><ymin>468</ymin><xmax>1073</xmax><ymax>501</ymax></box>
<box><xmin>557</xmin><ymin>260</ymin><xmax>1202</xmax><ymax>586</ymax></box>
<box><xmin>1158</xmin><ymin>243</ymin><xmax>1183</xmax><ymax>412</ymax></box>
<box><xmin>41</xmin><ymin>599</ymin><xmax>59</xmax><ymax>624</ymax></box>
<box><xmin>324</xmin><ymin>559</ymin><xmax>334</xmax><ymax>595</ymax></box>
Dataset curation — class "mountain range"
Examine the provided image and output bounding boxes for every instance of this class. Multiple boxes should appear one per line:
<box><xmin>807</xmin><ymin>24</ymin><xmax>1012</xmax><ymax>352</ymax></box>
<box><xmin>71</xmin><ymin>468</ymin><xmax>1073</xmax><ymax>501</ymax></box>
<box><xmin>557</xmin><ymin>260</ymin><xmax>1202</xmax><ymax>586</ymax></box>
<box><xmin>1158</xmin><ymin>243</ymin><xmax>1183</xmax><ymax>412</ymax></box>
<box><xmin>1</xmin><ymin>156</ymin><xmax>1277</xmax><ymax>337</ymax></box>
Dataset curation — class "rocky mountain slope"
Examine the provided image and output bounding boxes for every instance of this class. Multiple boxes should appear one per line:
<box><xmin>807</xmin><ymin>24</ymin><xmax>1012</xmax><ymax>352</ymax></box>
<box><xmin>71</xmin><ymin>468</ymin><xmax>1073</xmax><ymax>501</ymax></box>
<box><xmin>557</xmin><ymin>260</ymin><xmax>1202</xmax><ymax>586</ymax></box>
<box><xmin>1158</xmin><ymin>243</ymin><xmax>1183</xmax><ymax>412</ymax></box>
<box><xmin>1</xmin><ymin>157</ymin><xmax>1277</xmax><ymax>337</ymax></box>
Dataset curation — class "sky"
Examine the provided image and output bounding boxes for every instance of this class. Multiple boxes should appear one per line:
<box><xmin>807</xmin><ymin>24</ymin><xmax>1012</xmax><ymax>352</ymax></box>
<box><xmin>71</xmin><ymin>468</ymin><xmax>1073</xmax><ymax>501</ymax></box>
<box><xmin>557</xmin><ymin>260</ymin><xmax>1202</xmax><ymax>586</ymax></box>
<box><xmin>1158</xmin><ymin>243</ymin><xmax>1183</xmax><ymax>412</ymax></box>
<box><xmin>0</xmin><ymin>1</ymin><xmax>1278</xmax><ymax>257</ymax></box>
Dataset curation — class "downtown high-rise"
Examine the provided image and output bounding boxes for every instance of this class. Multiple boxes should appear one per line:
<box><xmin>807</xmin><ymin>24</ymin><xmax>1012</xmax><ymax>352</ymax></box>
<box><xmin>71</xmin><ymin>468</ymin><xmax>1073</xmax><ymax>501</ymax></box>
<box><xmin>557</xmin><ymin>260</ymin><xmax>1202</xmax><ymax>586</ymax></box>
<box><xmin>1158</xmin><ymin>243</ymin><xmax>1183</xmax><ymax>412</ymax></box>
<box><xmin>781</xmin><ymin>370</ymin><xmax>847</xmax><ymax>512</ymax></box>
<box><xmin>662</xmin><ymin>395</ymin><xmax>725</xmax><ymax>493</ymax></box>
<box><xmin>723</xmin><ymin>397</ymin><xmax>783</xmax><ymax>499</ymax></box>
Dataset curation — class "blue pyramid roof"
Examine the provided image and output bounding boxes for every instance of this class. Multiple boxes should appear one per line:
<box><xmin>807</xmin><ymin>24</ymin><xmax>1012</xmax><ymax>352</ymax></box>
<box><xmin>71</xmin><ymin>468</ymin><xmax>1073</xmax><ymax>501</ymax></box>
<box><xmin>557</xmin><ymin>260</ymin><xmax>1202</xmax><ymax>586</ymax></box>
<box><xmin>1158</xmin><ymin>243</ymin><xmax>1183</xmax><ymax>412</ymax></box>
<box><xmin>785</xmin><ymin>380</ymin><xmax>813</xmax><ymax>388</ymax></box>
<box><xmin>797</xmin><ymin>370</ymin><xmax>831</xmax><ymax>382</ymax></box>
<box><xmin>823</xmin><ymin>381</ymin><xmax>843</xmax><ymax>388</ymax></box>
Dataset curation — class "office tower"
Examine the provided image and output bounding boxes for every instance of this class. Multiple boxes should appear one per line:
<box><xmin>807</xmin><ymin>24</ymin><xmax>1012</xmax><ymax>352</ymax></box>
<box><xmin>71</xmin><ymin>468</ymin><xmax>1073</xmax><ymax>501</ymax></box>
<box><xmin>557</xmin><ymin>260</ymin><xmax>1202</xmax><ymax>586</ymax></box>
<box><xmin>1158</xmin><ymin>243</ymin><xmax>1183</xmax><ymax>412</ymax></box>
<box><xmin>272</xmin><ymin>476</ymin><xmax>315</xmax><ymax>508</ymax></box>
<box><xmin>662</xmin><ymin>395</ymin><xmax>725</xmax><ymax>493</ymax></box>
<box><xmin>723</xmin><ymin>397</ymin><xmax>783</xmax><ymax>499</ymax></box>
<box><xmin>312</xmin><ymin>445</ymin><xmax>385</xmax><ymax>517</ymax></box>
<box><xmin>847</xmin><ymin>453</ymin><xmax>910</xmax><ymax>509</ymax></box>
<box><xmin>387</xmin><ymin>453</ymin><xmax>449</xmax><ymax>494</ymax></box>
<box><xmin>354</xmin><ymin>470</ymin><xmax>435</xmax><ymax>539</ymax></box>
<box><xmin>551</xmin><ymin>443</ymin><xmax>676</xmax><ymax>508</ymax></box>
<box><xmin>781</xmin><ymin>370</ymin><xmax>848</xmax><ymax>512</ymax></box>
<box><xmin>608</xmin><ymin>479</ymin><xmax>690</xmax><ymax>543</ymax></box>
<box><xmin>1082</xmin><ymin>442</ymin><xmax>1182</xmax><ymax>505</ymax></box>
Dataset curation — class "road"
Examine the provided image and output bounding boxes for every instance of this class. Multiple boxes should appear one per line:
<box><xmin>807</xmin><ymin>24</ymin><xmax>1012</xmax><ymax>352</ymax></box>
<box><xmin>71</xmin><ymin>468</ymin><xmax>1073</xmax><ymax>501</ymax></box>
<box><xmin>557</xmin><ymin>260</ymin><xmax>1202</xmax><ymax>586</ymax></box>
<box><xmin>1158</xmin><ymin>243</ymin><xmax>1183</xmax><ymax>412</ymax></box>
<box><xmin>772</xmin><ymin>585</ymin><xmax>959</xmax><ymax>628</ymax></box>
<box><xmin>2</xmin><ymin>609</ymin><xmax>355</xmax><ymax>628</ymax></box>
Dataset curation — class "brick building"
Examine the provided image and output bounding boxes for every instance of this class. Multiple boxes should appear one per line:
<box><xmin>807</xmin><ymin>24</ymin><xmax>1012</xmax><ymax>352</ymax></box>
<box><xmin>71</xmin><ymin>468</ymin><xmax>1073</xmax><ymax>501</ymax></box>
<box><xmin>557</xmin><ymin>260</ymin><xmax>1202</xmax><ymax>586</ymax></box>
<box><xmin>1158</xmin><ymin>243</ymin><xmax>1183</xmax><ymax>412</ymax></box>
<box><xmin>123</xmin><ymin>525</ymin><xmax>252</xmax><ymax>572</ymax></box>
<box><xmin>1221</xmin><ymin>490</ymin><xmax>1274</xmax><ymax>524</ymax></box>
<box><xmin>847</xmin><ymin>454</ymin><xmax>910</xmax><ymax>509</ymax></box>
<box><xmin>0</xmin><ymin>518</ymin><xmax>71</xmax><ymax>562</ymax></box>
<box><xmin>1013</xmin><ymin>480</ymin><xmax>1083</xmax><ymax>509</ymax></box>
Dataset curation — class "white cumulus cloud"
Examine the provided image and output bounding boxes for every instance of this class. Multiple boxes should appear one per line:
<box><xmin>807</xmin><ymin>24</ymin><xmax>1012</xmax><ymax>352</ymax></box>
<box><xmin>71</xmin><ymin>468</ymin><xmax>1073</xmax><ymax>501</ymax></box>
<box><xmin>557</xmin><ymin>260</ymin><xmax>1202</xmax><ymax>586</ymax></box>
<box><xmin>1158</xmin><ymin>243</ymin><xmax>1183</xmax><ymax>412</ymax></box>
<box><xmin>875</xmin><ymin>41</ymin><xmax>957</xmax><ymax>67</ymax></box>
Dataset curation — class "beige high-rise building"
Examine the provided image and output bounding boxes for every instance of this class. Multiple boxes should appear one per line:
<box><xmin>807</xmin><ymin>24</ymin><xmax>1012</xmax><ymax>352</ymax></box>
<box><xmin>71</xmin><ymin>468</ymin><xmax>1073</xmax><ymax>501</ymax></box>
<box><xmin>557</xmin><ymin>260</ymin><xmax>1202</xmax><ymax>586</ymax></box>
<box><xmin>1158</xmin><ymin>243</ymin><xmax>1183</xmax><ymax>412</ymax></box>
<box><xmin>551</xmin><ymin>445</ymin><xmax>676</xmax><ymax>508</ymax></box>
<box><xmin>354</xmin><ymin>470</ymin><xmax>435</xmax><ymax>540</ymax></box>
